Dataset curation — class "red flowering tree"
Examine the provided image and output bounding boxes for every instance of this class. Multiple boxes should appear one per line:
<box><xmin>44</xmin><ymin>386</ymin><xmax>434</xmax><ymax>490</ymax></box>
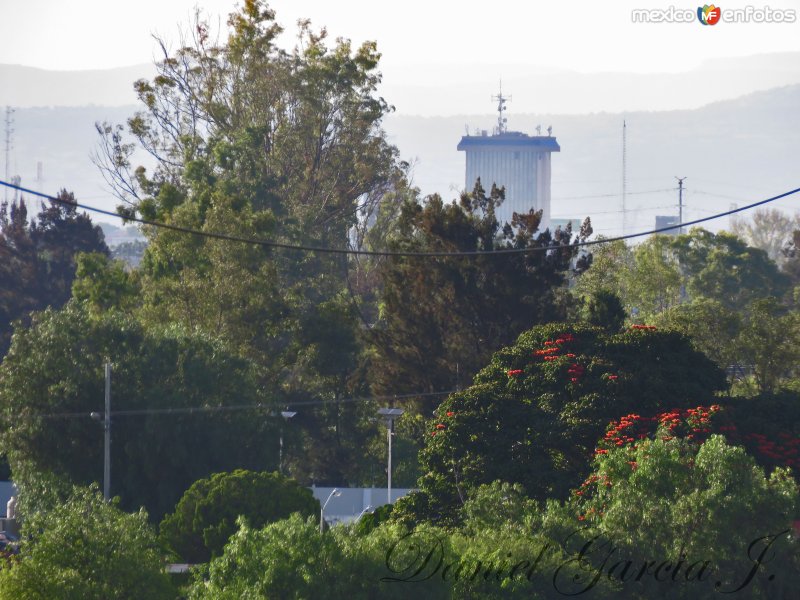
<box><xmin>393</xmin><ymin>323</ymin><xmax>727</xmax><ymax>525</ymax></box>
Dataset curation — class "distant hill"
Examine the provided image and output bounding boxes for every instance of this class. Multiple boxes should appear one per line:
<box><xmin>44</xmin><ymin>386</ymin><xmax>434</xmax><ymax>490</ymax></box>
<box><xmin>0</xmin><ymin>64</ymin><xmax>154</xmax><ymax>107</ymax></box>
<box><xmin>4</xmin><ymin>84</ymin><xmax>800</xmax><ymax>237</ymax></box>
<box><xmin>380</xmin><ymin>52</ymin><xmax>800</xmax><ymax>116</ymax></box>
<box><xmin>3</xmin><ymin>52</ymin><xmax>800</xmax><ymax>114</ymax></box>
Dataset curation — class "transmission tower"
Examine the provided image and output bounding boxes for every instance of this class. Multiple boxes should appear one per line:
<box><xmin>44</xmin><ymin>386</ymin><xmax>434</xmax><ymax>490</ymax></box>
<box><xmin>622</xmin><ymin>119</ymin><xmax>627</xmax><ymax>235</ymax></box>
<box><xmin>4</xmin><ymin>106</ymin><xmax>14</xmax><ymax>203</ymax></box>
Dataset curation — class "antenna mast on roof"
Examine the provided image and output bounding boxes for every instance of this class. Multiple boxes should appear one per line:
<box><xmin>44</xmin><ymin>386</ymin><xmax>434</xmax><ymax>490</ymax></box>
<box><xmin>492</xmin><ymin>81</ymin><xmax>511</xmax><ymax>135</ymax></box>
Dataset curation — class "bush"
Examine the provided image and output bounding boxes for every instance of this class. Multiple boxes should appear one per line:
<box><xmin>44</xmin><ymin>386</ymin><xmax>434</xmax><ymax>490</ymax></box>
<box><xmin>159</xmin><ymin>469</ymin><xmax>319</xmax><ymax>563</ymax></box>
<box><xmin>0</xmin><ymin>485</ymin><xmax>174</xmax><ymax>600</ymax></box>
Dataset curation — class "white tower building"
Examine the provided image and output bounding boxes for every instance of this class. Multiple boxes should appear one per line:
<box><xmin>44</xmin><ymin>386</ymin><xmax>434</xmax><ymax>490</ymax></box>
<box><xmin>457</xmin><ymin>91</ymin><xmax>559</xmax><ymax>230</ymax></box>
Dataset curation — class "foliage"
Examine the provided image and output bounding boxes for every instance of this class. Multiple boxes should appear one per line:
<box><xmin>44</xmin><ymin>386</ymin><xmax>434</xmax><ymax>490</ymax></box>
<box><xmin>188</xmin><ymin>502</ymin><xmax>620</xmax><ymax>599</ymax></box>
<box><xmin>71</xmin><ymin>252</ymin><xmax>140</xmax><ymax>313</ymax></box>
<box><xmin>159</xmin><ymin>469</ymin><xmax>319</xmax><ymax>563</ymax></box>
<box><xmin>0</xmin><ymin>194</ymin><xmax>108</xmax><ymax>357</ymax></box>
<box><xmin>0</xmin><ymin>302</ymin><xmax>274</xmax><ymax>521</ymax></box>
<box><xmin>625</xmin><ymin>235</ymin><xmax>683</xmax><ymax>318</ymax></box>
<box><xmin>719</xmin><ymin>391</ymin><xmax>800</xmax><ymax>473</ymax></box>
<box><xmin>566</xmin><ymin>434</ymin><xmax>799</xmax><ymax>599</ymax></box>
<box><xmin>579</xmin><ymin>289</ymin><xmax>626</xmax><ymax>332</ymax></box>
<box><xmin>459</xmin><ymin>481</ymin><xmax>539</xmax><ymax>534</ymax></box>
<box><xmin>651</xmin><ymin>297</ymin><xmax>741</xmax><ymax>370</ymax></box>
<box><xmin>671</xmin><ymin>228</ymin><xmax>790</xmax><ymax>311</ymax></box>
<box><xmin>187</xmin><ymin>514</ymin><xmax>446</xmax><ymax>599</ymax></box>
<box><xmin>353</xmin><ymin>502</ymin><xmax>394</xmax><ymax>536</ymax></box>
<box><xmin>0</xmin><ymin>485</ymin><xmax>174</xmax><ymax>600</ymax></box>
<box><xmin>573</xmin><ymin>228</ymin><xmax>790</xmax><ymax>322</ymax></box>
<box><xmin>735</xmin><ymin>297</ymin><xmax>800</xmax><ymax>394</ymax></box>
<box><xmin>572</xmin><ymin>238</ymin><xmax>631</xmax><ymax>303</ymax></box>
<box><xmin>394</xmin><ymin>323</ymin><xmax>726</xmax><ymax>525</ymax></box>
<box><xmin>95</xmin><ymin>0</ymin><xmax>405</xmax><ymax>486</ymax></box>
<box><xmin>730</xmin><ymin>207</ymin><xmax>800</xmax><ymax>266</ymax></box>
<box><xmin>370</xmin><ymin>181</ymin><xmax>592</xmax><ymax>410</ymax></box>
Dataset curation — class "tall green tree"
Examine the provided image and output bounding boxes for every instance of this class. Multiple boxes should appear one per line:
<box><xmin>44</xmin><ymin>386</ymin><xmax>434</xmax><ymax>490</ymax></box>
<box><xmin>672</xmin><ymin>228</ymin><xmax>790</xmax><ymax>311</ymax></box>
<box><xmin>95</xmin><ymin>0</ymin><xmax>405</xmax><ymax>485</ymax></box>
<box><xmin>730</xmin><ymin>207</ymin><xmax>800</xmax><ymax>266</ymax></box>
<box><xmin>736</xmin><ymin>297</ymin><xmax>800</xmax><ymax>394</ymax></box>
<box><xmin>0</xmin><ymin>302</ymin><xmax>275</xmax><ymax>520</ymax></box>
<box><xmin>0</xmin><ymin>193</ymin><xmax>108</xmax><ymax>357</ymax></box>
<box><xmin>651</xmin><ymin>297</ymin><xmax>741</xmax><ymax>370</ymax></box>
<box><xmin>369</xmin><ymin>181</ymin><xmax>592</xmax><ymax>410</ymax></box>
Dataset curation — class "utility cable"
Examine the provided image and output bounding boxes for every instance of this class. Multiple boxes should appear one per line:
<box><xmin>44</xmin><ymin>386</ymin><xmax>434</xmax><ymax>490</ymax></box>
<box><xmin>1</xmin><ymin>179</ymin><xmax>799</xmax><ymax>257</ymax></box>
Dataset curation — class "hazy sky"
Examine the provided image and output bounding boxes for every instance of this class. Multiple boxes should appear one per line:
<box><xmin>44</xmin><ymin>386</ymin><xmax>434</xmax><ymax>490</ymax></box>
<box><xmin>1</xmin><ymin>0</ymin><xmax>799</xmax><ymax>74</ymax></box>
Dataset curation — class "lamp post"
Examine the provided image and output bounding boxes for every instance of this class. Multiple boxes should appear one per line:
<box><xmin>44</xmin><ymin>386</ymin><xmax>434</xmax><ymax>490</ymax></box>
<box><xmin>279</xmin><ymin>410</ymin><xmax>296</xmax><ymax>475</ymax></box>
<box><xmin>377</xmin><ymin>408</ymin><xmax>404</xmax><ymax>504</ymax></box>
<box><xmin>356</xmin><ymin>505</ymin><xmax>373</xmax><ymax>522</ymax></box>
<box><xmin>90</xmin><ymin>361</ymin><xmax>112</xmax><ymax>501</ymax></box>
<box><xmin>320</xmin><ymin>488</ymin><xmax>341</xmax><ymax>533</ymax></box>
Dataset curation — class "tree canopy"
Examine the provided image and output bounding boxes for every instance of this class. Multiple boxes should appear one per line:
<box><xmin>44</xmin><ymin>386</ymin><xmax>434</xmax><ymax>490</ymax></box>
<box><xmin>0</xmin><ymin>193</ymin><xmax>108</xmax><ymax>357</ymax></box>
<box><xmin>369</xmin><ymin>180</ymin><xmax>592</xmax><ymax>409</ymax></box>
<box><xmin>0</xmin><ymin>302</ymin><xmax>275</xmax><ymax>520</ymax></box>
<box><xmin>159</xmin><ymin>469</ymin><xmax>319</xmax><ymax>563</ymax></box>
<box><xmin>0</xmin><ymin>485</ymin><xmax>174</xmax><ymax>600</ymax></box>
<box><xmin>393</xmin><ymin>323</ymin><xmax>727</xmax><ymax>525</ymax></box>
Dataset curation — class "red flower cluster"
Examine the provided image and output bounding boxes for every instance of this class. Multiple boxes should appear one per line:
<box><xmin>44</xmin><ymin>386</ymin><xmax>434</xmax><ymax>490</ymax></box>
<box><xmin>507</xmin><ymin>369</ymin><xmax>523</xmax><ymax>377</ymax></box>
<box><xmin>436</xmin><ymin>423</ymin><xmax>446</xmax><ymax>430</ymax></box>
<box><xmin>743</xmin><ymin>432</ymin><xmax>800</xmax><ymax>467</ymax></box>
<box><xmin>446</xmin><ymin>411</ymin><xmax>455</xmax><ymax>417</ymax></box>
<box><xmin>567</xmin><ymin>363</ymin><xmax>585</xmax><ymax>383</ymax></box>
<box><xmin>534</xmin><ymin>347</ymin><xmax>560</xmax><ymax>356</ymax></box>
<box><xmin>629</xmin><ymin>324</ymin><xmax>657</xmax><ymax>330</ymax></box>
<box><xmin>598</xmin><ymin>405</ymin><xmax>723</xmax><ymax>453</ymax></box>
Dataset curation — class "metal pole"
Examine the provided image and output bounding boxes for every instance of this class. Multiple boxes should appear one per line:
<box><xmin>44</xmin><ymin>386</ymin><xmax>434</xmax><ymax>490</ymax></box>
<box><xmin>677</xmin><ymin>177</ymin><xmax>686</xmax><ymax>235</ymax></box>
<box><xmin>387</xmin><ymin>418</ymin><xmax>393</xmax><ymax>504</ymax></box>
<box><xmin>279</xmin><ymin>427</ymin><xmax>284</xmax><ymax>475</ymax></box>
<box><xmin>104</xmin><ymin>362</ymin><xmax>111</xmax><ymax>501</ymax></box>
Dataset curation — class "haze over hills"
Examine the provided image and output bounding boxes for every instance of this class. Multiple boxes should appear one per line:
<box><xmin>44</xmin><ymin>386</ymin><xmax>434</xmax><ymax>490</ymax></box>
<box><xmin>2</xmin><ymin>57</ymin><xmax>800</xmax><ymax>237</ymax></box>
<box><xmin>3</xmin><ymin>52</ymin><xmax>800</xmax><ymax>114</ymax></box>
<box><xmin>0</xmin><ymin>64</ymin><xmax>156</xmax><ymax>107</ymax></box>
<box><xmin>381</xmin><ymin>53</ymin><xmax>800</xmax><ymax>115</ymax></box>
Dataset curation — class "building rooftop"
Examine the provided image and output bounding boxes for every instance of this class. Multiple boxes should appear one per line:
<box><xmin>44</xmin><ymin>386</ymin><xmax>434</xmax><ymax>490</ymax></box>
<box><xmin>457</xmin><ymin>132</ymin><xmax>560</xmax><ymax>152</ymax></box>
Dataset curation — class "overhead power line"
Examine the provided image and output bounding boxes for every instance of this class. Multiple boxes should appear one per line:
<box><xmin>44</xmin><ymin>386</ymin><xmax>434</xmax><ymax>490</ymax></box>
<box><xmin>28</xmin><ymin>390</ymin><xmax>458</xmax><ymax>421</ymax></box>
<box><xmin>554</xmin><ymin>187</ymin><xmax>672</xmax><ymax>201</ymax></box>
<box><xmin>1</xmin><ymin>179</ymin><xmax>799</xmax><ymax>257</ymax></box>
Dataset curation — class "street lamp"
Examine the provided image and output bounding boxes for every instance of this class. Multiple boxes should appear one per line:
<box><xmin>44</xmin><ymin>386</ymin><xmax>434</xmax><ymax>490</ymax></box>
<box><xmin>279</xmin><ymin>410</ymin><xmax>296</xmax><ymax>475</ymax></box>
<box><xmin>320</xmin><ymin>488</ymin><xmax>341</xmax><ymax>533</ymax></box>
<box><xmin>377</xmin><ymin>408</ymin><xmax>404</xmax><ymax>504</ymax></box>
<box><xmin>356</xmin><ymin>505</ymin><xmax>374</xmax><ymax>522</ymax></box>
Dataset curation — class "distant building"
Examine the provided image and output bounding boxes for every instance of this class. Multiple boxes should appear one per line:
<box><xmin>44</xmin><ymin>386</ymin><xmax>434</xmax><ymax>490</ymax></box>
<box><xmin>458</xmin><ymin>89</ymin><xmax>560</xmax><ymax>230</ymax></box>
<box><xmin>310</xmin><ymin>486</ymin><xmax>415</xmax><ymax>526</ymax></box>
<box><xmin>0</xmin><ymin>482</ymin><xmax>15</xmax><ymax>518</ymax></box>
<box><xmin>655</xmin><ymin>215</ymin><xmax>681</xmax><ymax>235</ymax></box>
<box><xmin>550</xmin><ymin>218</ymin><xmax>582</xmax><ymax>232</ymax></box>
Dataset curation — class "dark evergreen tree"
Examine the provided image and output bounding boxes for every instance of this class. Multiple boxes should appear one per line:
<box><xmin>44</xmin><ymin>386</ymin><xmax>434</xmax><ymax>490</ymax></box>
<box><xmin>0</xmin><ymin>192</ymin><xmax>108</xmax><ymax>357</ymax></box>
<box><xmin>369</xmin><ymin>180</ymin><xmax>592</xmax><ymax>412</ymax></box>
